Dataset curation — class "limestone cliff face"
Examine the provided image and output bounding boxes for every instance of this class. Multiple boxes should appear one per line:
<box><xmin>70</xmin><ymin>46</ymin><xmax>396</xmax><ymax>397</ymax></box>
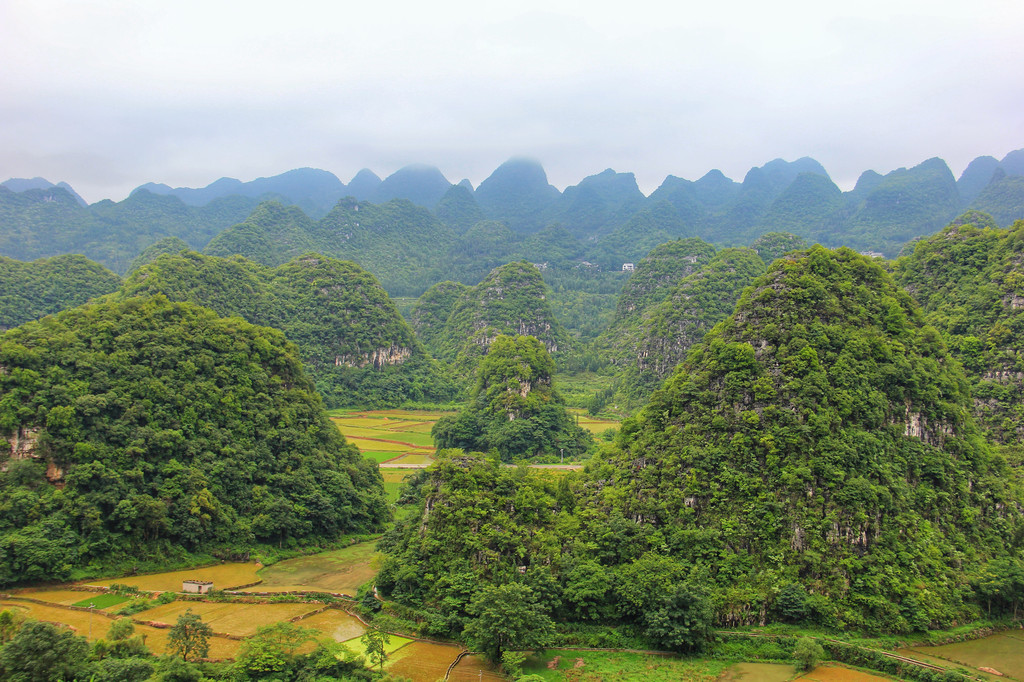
<box><xmin>3</xmin><ymin>426</ymin><xmax>65</xmax><ymax>487</ymax></box>
<box><xmin>335</xmin><ymin>345</ymin><xmax>413</xmax><ymax>369</ymax></box>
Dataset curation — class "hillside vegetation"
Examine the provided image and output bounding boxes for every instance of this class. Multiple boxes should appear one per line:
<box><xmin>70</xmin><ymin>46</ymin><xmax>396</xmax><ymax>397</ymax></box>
<box><xmin>379</xmin><ymin>247</ymin><xmax>1021</xmax><ymax>642</ymax></box>
<box><xmin>413</xmin><ymin>261</ymin><xmax>572</xmax><ymax>378</ymax></box>
<box><xmin>0</xmin><ymin>296</ymin><xmax>388</xmax><ymax>584</ymax></box>
<box><xmin>0</xmin><ymin>254</ymin><xmax>121</xmax><ymax>331</ymax></box>
<box><xmin>895</xmin><ymin>214</ymin><xmax>1024</xmax><ymax>445</ymax></box>
<box><xmin>118</xmin><ymin>251</ymin><xmax>455</xmax><ymax>407</ymax></box>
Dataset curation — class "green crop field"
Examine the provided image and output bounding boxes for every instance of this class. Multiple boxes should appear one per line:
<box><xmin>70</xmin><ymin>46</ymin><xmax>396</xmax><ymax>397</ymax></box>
<box><xmin>71</xmin><ymin>593</ymin><xmax>129</xmax><ymax>609</ymax></box>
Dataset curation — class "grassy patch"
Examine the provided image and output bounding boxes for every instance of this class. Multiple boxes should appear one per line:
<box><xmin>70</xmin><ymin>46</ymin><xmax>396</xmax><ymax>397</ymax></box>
<box><xmin>72</xmin><ymin>593</ymin><xmax>129</xmax><ymax>609</ymax></box>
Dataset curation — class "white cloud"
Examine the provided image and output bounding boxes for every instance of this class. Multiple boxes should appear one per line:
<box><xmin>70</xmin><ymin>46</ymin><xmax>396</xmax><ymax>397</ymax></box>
<box><xmin>1</xmin><ymin>0</ymin><xmax>1022</xmax><ymax>201</ymax></box>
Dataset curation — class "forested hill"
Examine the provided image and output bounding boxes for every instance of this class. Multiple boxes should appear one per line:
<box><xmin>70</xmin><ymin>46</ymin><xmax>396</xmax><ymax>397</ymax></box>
<box><xmin>0</xmin><ymin>254</ymin><xmax>121</xmax><ymax>331</ymax></box>
<box><xmin>379</xmin><ymin>246</ymin><xmax>1020</xmax><ymax>640</ymax></box>
<box><xmin>0</xmin><ymin>295</ymin><xmax>388</xmax><ymax>584</ymax></box>
<box><xmin>593</xmin><ymin>239</ymin><xmax>717</xmax><ymax>372</ymax></box>
<box><xmin>411</xmin><ymin>261</ymin><xmax>571</xmax><ymax>378</ymax></box>
<box><xmin>895</xmin><ymin>213</ymin><xmax>1024</xmax><ymax>445</ymax></box>
<box><xmin>601</xmin><ymin>246</ymin><xmax>1015</xmax><ymax>628</ymax></box>
<box><xmin>118</xmin><ymin>251</ymin><xmax>455</xmax><ymax>407</ymax></box>
<box><xmin>4</xmin><ymin>149</ymin><xmax>1023</xmax><ymax>291</ymax></box>
<box><xmin>616</xmin><ymin>247</ymin><xmax>767</xmax><ymax>405</ymax></box>
<box><xmin>0</xmin><ymin>186</ymin><xmax>259</xmax><ymax>274</ymax></box>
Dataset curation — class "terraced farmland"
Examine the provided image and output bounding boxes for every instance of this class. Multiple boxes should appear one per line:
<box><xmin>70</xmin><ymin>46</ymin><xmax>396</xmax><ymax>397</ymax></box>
<box><xmin>331</xmin><ymin>409</ymin><xmax>453</xmax><ymax>468</ymax></box>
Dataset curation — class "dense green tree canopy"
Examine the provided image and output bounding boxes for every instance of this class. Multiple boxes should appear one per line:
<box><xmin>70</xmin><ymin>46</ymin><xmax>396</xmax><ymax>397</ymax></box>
<box><xmin>0</xmin><ymin>254</ymin><xmax>122</xmax><ymax>331</ymax></box>
<box><xmin>382</xmin><ymin>246</ymin><xmax>1022</xmax><ymax>638</ymax></box>
<box><xmin>895</xmin><ymin>215</ymin><xmax>1024</xmax><ymax>445</ymax></box>
<box><xmin>432</xmin><ymin>335</ymin><xmax>591</xmax><ymax>460</ymax></box>
<box><xmin>601</xmin><ymin>246</ymin><xmax>1016</xmax><ymax>630</ymax></box>
<box><xmin>118</xmin><ymin>251</ymin><xmax>454</xmax><ymax>408</ymax></box>
<box><xmin>0</xmin><ymin>295</ymin><xmax>388</xmax><ymax>583</ymax></box>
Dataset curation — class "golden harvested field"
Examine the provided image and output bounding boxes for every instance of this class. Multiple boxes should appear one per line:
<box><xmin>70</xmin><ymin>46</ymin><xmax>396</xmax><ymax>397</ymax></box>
<box><xmin>136</xmin><ymin>601</ymin><xmax>317</xmax><ymax>637</ymax></box>
<box><xmin>243</xmin><ymin>541</ymin><xmax>379</xmax><ymax>595</ymax></box>
<box><xmin>387</xmin><ymin>640</ymin><xmax>466</xmax><ymax>681</ymax></box>
<box><xmin>87</xmin><ymin>562</ymin><xmax>261</xmax><ymax>592</ymax></box>
<box><xmin>296</xmin><ymin>608</ymin><xmax>366</xmax><ymax>642</ymax></box>
<box><xmin>18</xmin><ymin>589</ymin><xmax>108</xmax><ymax>606</ymax></box>
<box><xmin>0</xmin><ymin>599</ymin><xmax>240</xmax><ymax>658</ymax></box>
<box><xmin>331</xmin><ymin>417</ymin><xmax>398</xmax><ymax>428</ymax></box>
<box><xmin>448</xmin><ymin>652</ymin><xmax>506</xmax><ymax>681</ymax></box>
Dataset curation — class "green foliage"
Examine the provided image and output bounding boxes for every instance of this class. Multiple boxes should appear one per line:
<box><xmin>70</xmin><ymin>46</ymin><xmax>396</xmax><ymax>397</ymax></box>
<box><xmin>420</xmin><ymin>262</ymin><xmax>572</xmax><ymax>378</ymax></box>
<box><xmin>601</xmin><ymin>246</ymin><xmax>1015</xmax><ymax>630</ymax></box>
<box><xmin>0</xmin><ymin>254</ymin><xmax>121</xmax><ymax>331</ymax></box>
<box><xmin>432</xmin><ymin>335</ymin><xmax>592</xmax><ymax>461</ymax></box>
<box><xmin>894</xmin><ymin>216</ymin><xmax>1024</xmax><ymax>444</ymax></box>
<box><xmin>970</xmin><ymin>174</ymin><xmax>1024</xmax><ymax>227</ymax></box>
<box><xmin>380</xmin><ymin>246</ymin><xmax>1020</xmax><ymax>638</ymax></box>
<box><xmin>750</xmin><ymin>232</ymin><xmax>809</xmax><ymax>265</ymax></box>
<box><xmin>641</xmin><ymin>583</ymin><xmax>715</xmax><ymax>653</ymax></box>
<box><xmin>463</xmin><ymin>583</ymin><xmax>555</xmax><ymax>661</ymax></box>
<box><xmin>360</xmin><ymin>627</ymin><xmax>390</xmax><ymax>670</ymax></box>
<box><xmin>234</xmin><ymin>622</ymin><xmax>314</xmax><ymax>678</ymax></box>
<box><xmin>0</xmin><ymin>185</ymin><xmax>258</xmax><ymax>274</ymax></box>
<box><xmin>0</xmin><ymin>295</ymin><xmax>387</xmax><ymax>583</ymax></box>
<box><xmin>206</xmin><ymin>198</ymin><xmax>458</xmax><ymax>296</ymax></box>
<box><xmin>0</xmin><ymin>620</ymin><xmax>91</xmax><ymax>681</ymax></box>
<box><xmin>127</xmin><ymin>237</ymin><xmax>189</xmax><ymax>273</ymax></box>
<box><xmin>617</xmin><ymin>247</ymin><xmax>767</xmax><ymax>406</ymax></box>
<box><xmin>842</xmin><ymin>158</ymin><xmax>962</xmax><ymax>256</ymax></box>
<box><xmin>118</xmin><ymin>250</ymin><xmax>455</xmax><ymax>408</ymax></box>
<box><xmin>792</xmin><ymin>637</ymin><xmax>825</xmax><ymax>671</ymax></box>
<box><xmin>167</xmin><ymin>609</ymin><xmax>212</xmax><ymax>662</ymax></box>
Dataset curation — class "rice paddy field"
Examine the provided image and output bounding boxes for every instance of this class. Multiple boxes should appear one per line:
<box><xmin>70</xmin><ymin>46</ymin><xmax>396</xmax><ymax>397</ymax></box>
<box><xmin>796</xmin><ymin>666</ymin><xmax>891</xmax><ymax>682</ymax></box>
<box><xmin>331</xmin><ymin>409</ymin><xmax>454</xmax><ymax>468</ymax></box>
<box><xmin>136</xmin><ymin>601</ymin><xmax>317</xmax><ymax>637</ymax></box>
<box><xmin>242</xmin><ymin>541</ymin><xmax>379</xmax><ymax>595</ymax></box>
<box><xmin>295</xmin><ymin>608</ymin><xmax>365</xmax><ymax>642</ymax></box>
<box><xmin>899</xmin><ymin>631</ymin><xmax>1024</xmax><ymax>680</ymax></box>
<box><xmin>524</xmin><ymin>649</ymin><xmax>731</xmax><ymax>681</ymax></box>
<box><xmin>0</xmin><ymin>599</ymin><xmax>241</xmax><ymax>658</ymax></box>
<box><xmin>86</xmin><ymin>561</ymin><xmax>262</xmax><ymax>592</ymax></box>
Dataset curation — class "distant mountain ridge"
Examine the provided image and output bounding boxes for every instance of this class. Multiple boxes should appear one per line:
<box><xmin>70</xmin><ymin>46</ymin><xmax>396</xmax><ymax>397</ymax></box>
<box><xmin>3</xmin><ymin>147</ymin><xmax>1023</xmax><ymax>285</ymax></box>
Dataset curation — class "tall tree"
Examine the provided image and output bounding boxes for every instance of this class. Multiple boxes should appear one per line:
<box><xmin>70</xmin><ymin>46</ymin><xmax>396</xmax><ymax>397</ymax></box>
<box><xmin>167</xmin><ymin>610</ymin><xmax>212</xmax><ymax>662</ymax></box>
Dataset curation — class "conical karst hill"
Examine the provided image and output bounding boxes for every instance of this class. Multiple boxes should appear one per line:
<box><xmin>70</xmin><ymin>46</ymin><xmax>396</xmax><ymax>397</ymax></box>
<box><xmin>599</xmin><ymin>245</ymin><xmax>1016</xmax><ymax>628</ymax></box>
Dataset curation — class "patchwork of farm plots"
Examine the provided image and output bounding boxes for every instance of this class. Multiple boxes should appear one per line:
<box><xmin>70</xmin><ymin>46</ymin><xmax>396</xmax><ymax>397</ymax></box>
<box><xmin>331</xmin><ymin>409</ymin><xmax>451</xmax><ymax>468</ymax></box>
<box><xmin>331</xmin><ymin>408</ymin><xmax>620</xmax><ymax>469</ymax></box>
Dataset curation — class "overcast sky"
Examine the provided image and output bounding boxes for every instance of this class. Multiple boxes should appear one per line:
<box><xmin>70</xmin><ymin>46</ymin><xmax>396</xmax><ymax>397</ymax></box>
<box><xmin>2</xmin><ymin>0</ymin><xmax>1022</xmax><ymax>203</ymax></box>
